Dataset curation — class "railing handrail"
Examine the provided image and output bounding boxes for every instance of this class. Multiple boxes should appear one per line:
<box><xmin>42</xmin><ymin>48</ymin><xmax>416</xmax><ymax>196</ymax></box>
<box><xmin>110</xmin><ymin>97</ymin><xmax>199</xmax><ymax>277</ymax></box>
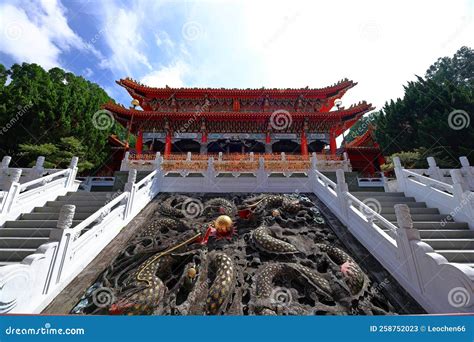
<box><xmin>68</xmin><ymin>192</ymin><xmax>129</xmax><ymax>236</ymax></box>
<box><xmin>402</xmin><ymin>168</ymin><xmax>454</xmax><ymax>191</ymax></box>
<box><xmin>345</xmin><ymin>192</ymin><xmax>398</xmax><ymax>235</ymax></box>
<box><xmin>314</xmin><ymin>169</ymin><xmax>337</xmax><ymax>188</ymax></box>
<box><xmin>19</xmin><ymin>169</ymin><xmax>70</xmax><ymax>192</ymax></box>
<box><xmin>135</xmin><ymin>169</ymin><xmax>158</xmax><ymax>188</ymax></box>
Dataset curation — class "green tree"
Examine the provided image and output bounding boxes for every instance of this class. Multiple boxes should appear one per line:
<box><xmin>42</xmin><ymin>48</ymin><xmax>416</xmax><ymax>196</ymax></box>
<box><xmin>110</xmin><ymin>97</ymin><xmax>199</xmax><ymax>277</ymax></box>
<box><xmin>19</xmin><ymin>137</ymin><xmax>94</xmax><ymax>172</ymax></box>
<box><xmin>0</xmin><ymin>63</ymin><xmax>124</xmax><ymax>172</ymax></box>
<box><xmin>374</xmin><ymin>46</ymin><xmax>474</xmax><ymax>166</ymax></box>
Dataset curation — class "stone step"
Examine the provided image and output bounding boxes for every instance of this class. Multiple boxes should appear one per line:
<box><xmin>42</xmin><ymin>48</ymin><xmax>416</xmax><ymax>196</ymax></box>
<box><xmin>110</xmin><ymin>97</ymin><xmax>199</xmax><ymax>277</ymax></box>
<box><xmin>45</xmin><ymin>200</ymin><xmax>106</xmax><ymax>207</ymax></box>
<box><xmin>0</xmin><ymin>228</ymin><xmax>52</xmax><ymax>238</ymax></box>
<box><xmin>389</xmin><ymin>221</ymin><xmax>469</xmax><ymax>229</ymax></box>
<box><xmin>383</xmin><ymin>214</ymin><xmax>453</xmax><ymax>222</ymax></box>
<box><xmin>34</xmin><ymin>206</ymin><xmax>101</xmax><ymax>213</ymax></box>
<box><xmin>354</xmin><ymin>192</ymin><xmax>405</xmax><ymax>197</ymax></box>
<box><xmin>380</xmin><ymin>207</ymin><xmax>438</xmax><ymax>215</ymax></box>
<box><xmin>0</xmin><ymin>248</ymin><xmax>37</xmax><ymax>262</ymax></box>
<box><xmin>0</xmin><ymin>237</ymin><xmax>49</xmax><ymax>249</ymax></box>
<box><xmin>379</xmin><ymin>202</ymin><xmax>427</xmax><ymax>209</ymax></box>
<box><xmin>419</xmin><ymin>230</ymin><xmax>474</xmax><ymax>239</ymax></box>
<box><xmin>21</xmin><ymin>212</ymin><xmax>92</xmax><ymax>221</ymax></box>
<box><xmin>435</xmin><ymin>250</ymin><xmax>474</xmax><ymax>263</ymax></box>
<box><xmin>424</xmin><ymin>239</ymin><xmax>474</xmax><ymax>250</ymax></box>
<box><xmin>66</xmin><ymin>191</ymin><xmax>116</xmax><ymax>197</ymax></box>
<box><xmin>3</xmin><ymin>220</ymin><xmax>81</xmax><ymax>228</ymax></box>
<box><xmin>355</xmin><ymin>196</ymin><xmax>417</xmax><ymax>202</ymax></box>
<box><xmin>58</xmin><ymin>193</ymin><xmax>115</xmax><ymax>201</ymax></box>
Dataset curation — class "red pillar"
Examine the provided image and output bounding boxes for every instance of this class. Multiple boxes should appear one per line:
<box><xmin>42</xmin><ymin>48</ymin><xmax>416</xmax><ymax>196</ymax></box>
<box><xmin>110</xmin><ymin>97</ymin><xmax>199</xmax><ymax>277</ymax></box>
<box><xmin>164</xmin><ymin>131</ymin><xmax>172</xmax><ymax>158</ymax></box>
<box><xmin>136</xmin><ymin>130</ymin><xmax>143</xmax><ymax>155</ymax></box>
<box><xmin>329</xmin><ymin>130</ymin><xmax>337</xmax><ymax>155</ymax></box>
<box><xmin>301</xmin><ymin>131</ymin><xmax>308</xmax><ymax>156</ymax></box>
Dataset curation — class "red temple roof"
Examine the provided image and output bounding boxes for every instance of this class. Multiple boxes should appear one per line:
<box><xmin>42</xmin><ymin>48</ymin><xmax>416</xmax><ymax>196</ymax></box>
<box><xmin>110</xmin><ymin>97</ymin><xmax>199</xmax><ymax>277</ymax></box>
<box><xmin>346</xmin><ymin>124</ymin><xmax>379</xmax><ymax>149</ymax></box>
<box><xmin>116</xmin><ymin>78</ymin><xmax>357</xmax><ymax>100</ymax></box>
<box><xmin>103</xmin><ymin>101</ymin><xmax>374</xmax><ymax>134</ymax></box>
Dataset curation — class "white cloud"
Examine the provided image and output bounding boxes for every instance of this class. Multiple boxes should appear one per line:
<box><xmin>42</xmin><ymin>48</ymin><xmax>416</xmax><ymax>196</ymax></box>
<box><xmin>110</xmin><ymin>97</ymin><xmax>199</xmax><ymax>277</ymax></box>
<box><xmin>83</xmin><ymin>67</ymin><xmax>94</xmax><ymax>78</ymax></box>
<box><xmin>0</xmin><ymin>0</ymin><xmax>104</xmax><ymax>70</ymax></box>
<box><xmin>98</xmin><ymin>1</ymin><xmax>154</xmax><ymax>76</ymax></box>
<box><xmin>140</xmin><ymin>61</ymin><xmax>189</xmax><ymax>87</ymax></box>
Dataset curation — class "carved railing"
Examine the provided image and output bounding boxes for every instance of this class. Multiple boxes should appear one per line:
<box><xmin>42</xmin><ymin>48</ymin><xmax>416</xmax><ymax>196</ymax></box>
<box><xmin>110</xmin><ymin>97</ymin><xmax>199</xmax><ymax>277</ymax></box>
<box><xmin>0</xmin><ymin>167</ymin><xmax>161</xmax><ymax>314</ymax></box>
<box><xmin>312</xmin><ymin>169</ymin><xmax>474</xmax><ymax>314</ymax></box>
<box><xmin>394</xmin><ymin>157</ymin><xmax>474</xmax><ymax>228</ymax></box>
<box><xmin>122</xmin><ymin>152</ymin><xmax>351</xmax><ymax>173</ymax></box>
<box><xmin>0</xmin><ymin>157</ymin><xmax>79</xmax><ymax>226</ymax></box>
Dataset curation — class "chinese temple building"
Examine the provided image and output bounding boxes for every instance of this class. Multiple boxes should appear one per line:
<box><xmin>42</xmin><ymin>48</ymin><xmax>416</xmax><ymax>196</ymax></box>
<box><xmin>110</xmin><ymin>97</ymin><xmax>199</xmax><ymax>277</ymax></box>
<box><xmin>103</xmin><ymin>78</ymin><xmax>376</xmax><ymax>164</ymax></box>
<box><xmin>344</xmin><ymin>125</ymin><xmax>385</xmax><ymax>175</ymax></box>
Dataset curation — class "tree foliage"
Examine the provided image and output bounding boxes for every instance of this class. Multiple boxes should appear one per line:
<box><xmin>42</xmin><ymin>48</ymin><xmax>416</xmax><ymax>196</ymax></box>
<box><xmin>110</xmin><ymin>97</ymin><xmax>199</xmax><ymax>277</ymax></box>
<box><xmin>374</xmin><ymin>46</ymin><xmax>473</xmax><ymax>166</ymax></box>
<box><xmin>0</xmin><ymin>63</ymin><xmax>122</xmax><ymax>172</ymax></box>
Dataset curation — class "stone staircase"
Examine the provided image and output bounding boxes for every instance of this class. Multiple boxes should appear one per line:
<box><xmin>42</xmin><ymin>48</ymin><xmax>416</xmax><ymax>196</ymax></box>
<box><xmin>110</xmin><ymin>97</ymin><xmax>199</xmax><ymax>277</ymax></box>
<box><xmin>353</xmin><ymin>191</ymin><xmax>474</xmax><ymax>267</ymax></box>
<box><xmin>0</xmin><ymin>192</ymin><xmax>116</xmax><ymax>267</ymax></box>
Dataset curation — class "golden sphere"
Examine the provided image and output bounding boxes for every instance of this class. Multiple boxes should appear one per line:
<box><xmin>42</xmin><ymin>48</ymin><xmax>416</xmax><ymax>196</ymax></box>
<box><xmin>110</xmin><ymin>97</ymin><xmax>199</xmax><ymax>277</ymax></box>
<box><xmin>131</xmin><ymin>99</ymin><xmax>140</xmax><ymax>107</ymax></box>
<box><xmin>187</xmin><ymin>267</ymin><xmax>197</xmax><ymax>279</ymax></box>
<box><xmin>214</xmin><ymin>215</ymin><xmax>233</xmax><ymax>233</ymax></box>
<box><xmin>272</xmin><ymin>209</ymin><xmax>280</xmax><ymax>217</ymax></box>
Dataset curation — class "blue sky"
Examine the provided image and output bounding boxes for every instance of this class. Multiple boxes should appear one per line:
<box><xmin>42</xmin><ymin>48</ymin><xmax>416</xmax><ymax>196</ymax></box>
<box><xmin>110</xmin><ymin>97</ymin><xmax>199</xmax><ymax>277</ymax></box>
<box><xmin>0</xmin><ymin>0</ymin><xmax>472</xmax><ymax>109</ymax></box>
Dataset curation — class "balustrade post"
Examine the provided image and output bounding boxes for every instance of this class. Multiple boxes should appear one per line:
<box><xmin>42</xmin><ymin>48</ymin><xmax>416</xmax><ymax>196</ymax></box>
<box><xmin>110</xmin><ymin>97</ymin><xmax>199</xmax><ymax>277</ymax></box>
<box><xmin>206</xmin><ymin>157</ymin><xmax>215</xmax><ymax>190</ymax></box>
<box><xmin>48</xmin><ymin>205</ymin><xmax>76</xmax><ymax>287</ymax></box>
<box><xmin>1</xmin><ymin>156</ymin><xmax>11</xmax><ymax>182</ymax></box>
<box><xmin>66</xmin><ymin>156</ymin><xmax>79</xmax><ymax>190</ymax></box>
<box><xmin>124</xmin><ymin>169</ymin><xmax>137</xmax><ymax>219</ymax></box>
<box><xmin>450</xmin><ymin>169</ymin><xmax>474</xmax><ymax>228</ymax></box>
<box><xmin>121</xmin><ymin>151</ymin><xmax>130</xmax><ymax>171</ymax></box>
<box><xmin>281</xmin><ymin>152</ymin><xmax>286</xmax><ymax>161</ymax></box>
<box><xmin>335</xmin><ymin>169</ymin><xmax>349</xmax><ymax>221</ymax></box>
<box><xmin>29</xmin><ymin>156</ymin><xmax>45</xmax><ymax>181</ymax></box>
<box><xmin>0</xmin><ymin>168</ymin><xmax>22</xmax><ymax>215</ymax></box>
<box><xmin>342</xmin><ymin>152</ymin><xmax>351</xmax><ymax>172</ymax></box>
<box><xmin>218</xmin><ymin>152</ymin><xmax>223</xmax><ymax>162</ymax></box>
<box><xmin>250</xmin><ymin>152</ymin><xmax>254</xmax><ymax>162</ymax></box>
<box><xmin>186</xmin><ymin>152</ymin><xmax>192</xmax><ymax>161</ymax></box>
<box><xmin>393</xmin><ymin>157</ymin><xmax>406</xmax><ymax>193</ymax></box>
<box><xmin>394</xmin><ymin>204</ymin><xmax>423</xmax><ymax>292</ymax></box>
<box><xmin>459</xmin><ymin>156</ymin><xmax>473</xmax><ymax>189</ymax></box>
<box><xmin>257</xmin><ymin>157</ymin><xmax>267</xmax><ymax>190</ymax></box>
<box><xmin>427</xmin><ymin>157</ymin><xmax>443</xmax><ymax>182</ymax></box>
